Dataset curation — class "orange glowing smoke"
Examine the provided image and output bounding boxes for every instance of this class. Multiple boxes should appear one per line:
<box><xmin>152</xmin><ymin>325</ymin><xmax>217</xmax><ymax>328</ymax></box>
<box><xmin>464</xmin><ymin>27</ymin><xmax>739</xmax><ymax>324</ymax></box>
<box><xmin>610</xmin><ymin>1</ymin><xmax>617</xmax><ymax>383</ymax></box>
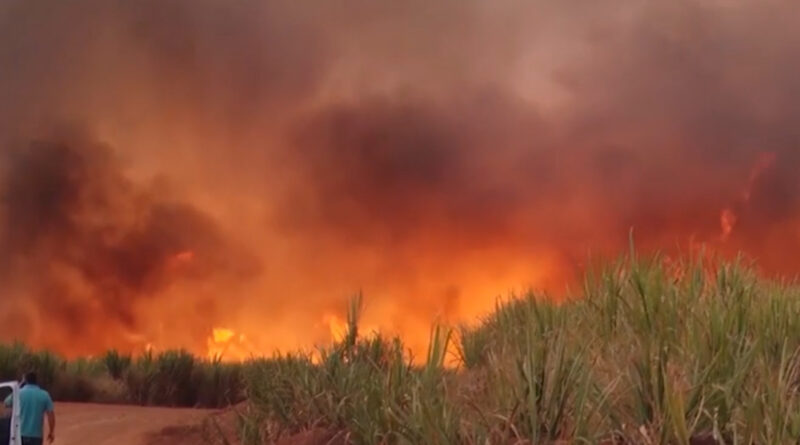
<box><xmin>172</xmin><ymin>250</ymin><xmax>195</xmax><ymax>264</ymax></box>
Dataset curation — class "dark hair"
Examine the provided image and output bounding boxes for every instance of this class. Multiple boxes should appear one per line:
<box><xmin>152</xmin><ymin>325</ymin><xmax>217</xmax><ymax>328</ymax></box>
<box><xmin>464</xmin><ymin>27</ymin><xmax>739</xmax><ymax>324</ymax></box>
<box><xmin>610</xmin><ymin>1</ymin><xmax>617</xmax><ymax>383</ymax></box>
<box><xmin>23</xmin><ymin>372</ymin><xmax>38</xmax><ymax>386</ymax></box>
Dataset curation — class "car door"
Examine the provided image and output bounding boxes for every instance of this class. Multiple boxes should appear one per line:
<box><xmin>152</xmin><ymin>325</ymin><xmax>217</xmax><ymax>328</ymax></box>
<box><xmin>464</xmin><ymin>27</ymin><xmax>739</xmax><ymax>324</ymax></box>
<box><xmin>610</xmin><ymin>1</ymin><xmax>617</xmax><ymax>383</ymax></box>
<box><xmin>0</xmin><ymin>382</ymin><xmax>20</xmax><ymax>445</ymax></box>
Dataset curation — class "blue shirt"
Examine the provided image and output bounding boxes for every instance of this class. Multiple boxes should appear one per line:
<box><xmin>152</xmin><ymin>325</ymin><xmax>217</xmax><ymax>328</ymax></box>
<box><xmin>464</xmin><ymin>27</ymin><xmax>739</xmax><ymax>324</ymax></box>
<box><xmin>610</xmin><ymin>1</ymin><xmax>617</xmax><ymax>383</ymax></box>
<box><xmin>3</xmin><ymin>384</ymin><xmax>54</xmax><ymax>438</ymax></box>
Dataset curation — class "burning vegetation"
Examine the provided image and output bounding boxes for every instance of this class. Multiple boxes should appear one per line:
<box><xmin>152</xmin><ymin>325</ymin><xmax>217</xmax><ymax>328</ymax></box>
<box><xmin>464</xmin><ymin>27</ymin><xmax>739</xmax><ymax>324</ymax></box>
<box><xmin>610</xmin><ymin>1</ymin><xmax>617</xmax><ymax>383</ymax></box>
<box><xmin>0</xmin><ymin>0</ymin><xmax>800</xmax><ymax>359</ymax></box>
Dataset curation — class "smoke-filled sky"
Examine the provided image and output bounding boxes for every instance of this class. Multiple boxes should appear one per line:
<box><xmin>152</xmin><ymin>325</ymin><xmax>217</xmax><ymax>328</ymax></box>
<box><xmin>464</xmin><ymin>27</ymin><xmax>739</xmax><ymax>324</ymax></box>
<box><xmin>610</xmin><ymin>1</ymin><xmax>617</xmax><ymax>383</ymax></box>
<box><xmin>1</xmin><ymin>0</ymin><xmax>799</xmax><ymax>357</ymax></box>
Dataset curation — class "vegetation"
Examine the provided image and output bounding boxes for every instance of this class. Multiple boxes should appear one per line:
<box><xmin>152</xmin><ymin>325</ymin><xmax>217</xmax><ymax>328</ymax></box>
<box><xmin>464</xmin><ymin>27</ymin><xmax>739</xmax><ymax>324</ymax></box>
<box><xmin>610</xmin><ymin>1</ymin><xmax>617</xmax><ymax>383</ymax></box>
<box><xmin>0</xmin><ymin>344</ymin><xmax>243</xmax><ymax>408</ymax></box>
<box><xmin>5</xmin><ymin>249</ymin><xmax>800</xmax><ymax>443</ymax></box>
<box><xmin>233</xmin><ymin>250</ymin><xmax>800</xmax><ymax>444</ymax></box>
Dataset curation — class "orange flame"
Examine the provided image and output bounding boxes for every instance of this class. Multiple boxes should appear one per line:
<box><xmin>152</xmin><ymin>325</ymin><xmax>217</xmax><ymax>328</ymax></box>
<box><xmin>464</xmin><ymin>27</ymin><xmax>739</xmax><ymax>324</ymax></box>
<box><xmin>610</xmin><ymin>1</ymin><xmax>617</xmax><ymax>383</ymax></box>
<box><xmin>720</xmin><ymin>208</ymin><xmax>737</xmax><ymax>241</ymax></box>
<box><xmin>212</xmin><ymin>327</ymin><xmax>235</xmax><ymax>343</ymax></box>
<box><xmin>322</xmin><ymin>314</ymin><xmax>348</xmax><ymax>343</ymax></box>
<box><xmin>719</xmin><ymin>152</ymin><xmax>777</xmax><ymax>241</ymax></box>
<box><xmin>206</xmin><ymin>327</ymin><xmax>247</xmax><ymax>360</ymax></box>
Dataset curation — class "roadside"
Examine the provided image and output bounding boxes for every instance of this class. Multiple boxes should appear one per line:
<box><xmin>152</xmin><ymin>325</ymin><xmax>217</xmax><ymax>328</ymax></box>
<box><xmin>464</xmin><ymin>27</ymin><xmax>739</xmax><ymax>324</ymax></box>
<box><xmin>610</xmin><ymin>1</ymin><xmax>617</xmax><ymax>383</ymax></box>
<box><xmin>55</xmin><ymin>402</ymin><xmax>215</xmax><ymax>445</ymax></box>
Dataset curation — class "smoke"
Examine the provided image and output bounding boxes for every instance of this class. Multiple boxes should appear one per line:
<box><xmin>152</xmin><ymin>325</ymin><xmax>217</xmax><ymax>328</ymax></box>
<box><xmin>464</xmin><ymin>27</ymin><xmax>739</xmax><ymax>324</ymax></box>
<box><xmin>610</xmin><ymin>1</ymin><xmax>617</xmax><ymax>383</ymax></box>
<box><xmin>0</xmin><ymin>130</ymin><xmax>258</xmax><ymax>354</ymax></box>
<box><xmin>1</xmin><ymin>0</ymin><xmax>799</xmax><ymax>355</ymax></box>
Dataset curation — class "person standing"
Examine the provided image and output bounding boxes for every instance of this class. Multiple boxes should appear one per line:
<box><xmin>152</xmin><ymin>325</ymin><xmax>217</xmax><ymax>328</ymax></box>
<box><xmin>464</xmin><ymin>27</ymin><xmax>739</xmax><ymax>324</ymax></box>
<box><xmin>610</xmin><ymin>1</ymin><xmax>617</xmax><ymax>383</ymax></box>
<box><xmin>3</xmin><ymin>372</ymin><xmax>56</xmax><ymax>445</ymax></box>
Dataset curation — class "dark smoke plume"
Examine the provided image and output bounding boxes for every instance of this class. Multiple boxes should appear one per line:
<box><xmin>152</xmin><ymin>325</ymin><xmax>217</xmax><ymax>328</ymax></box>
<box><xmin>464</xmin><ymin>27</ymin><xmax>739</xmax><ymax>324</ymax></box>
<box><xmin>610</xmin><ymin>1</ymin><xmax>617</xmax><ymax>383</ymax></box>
<box><xmin>0</xmin><ymin>131</ymin><xmax>257</xmax><ymax>353</ymax></box>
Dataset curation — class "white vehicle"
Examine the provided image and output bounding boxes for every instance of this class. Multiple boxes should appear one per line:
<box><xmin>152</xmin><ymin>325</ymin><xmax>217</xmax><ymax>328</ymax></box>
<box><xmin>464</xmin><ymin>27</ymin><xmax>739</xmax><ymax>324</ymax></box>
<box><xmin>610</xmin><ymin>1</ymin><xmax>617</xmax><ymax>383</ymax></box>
<box><xmin>0</xmin><ymin>381</ymin><xmax>20</xmax><ymax>445</ymax></box>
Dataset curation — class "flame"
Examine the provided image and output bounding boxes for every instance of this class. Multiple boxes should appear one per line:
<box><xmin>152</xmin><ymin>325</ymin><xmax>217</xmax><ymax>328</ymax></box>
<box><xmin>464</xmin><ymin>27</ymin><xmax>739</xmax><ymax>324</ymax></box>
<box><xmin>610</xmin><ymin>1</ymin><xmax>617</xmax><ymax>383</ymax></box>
<box><xmin>319</xmin><ymin>313</ymin><xmax>381</xmax><ymax>344</ymax></box>
<box><xmin>322</xmin><ymin>314</ymin><xmax>348</xmax><ymax>343</ymax></box>
<box><xmin>720</xmin><ymin>208</ymin><xmax>737</xmax><ymax>241</ymax></box>
<box><xmin>212</xmin><ymin>327</ymin><xmax>235</xmax><ymax>343</ymax></box>
<box><xmin>206</xmin><ymin>327</ymin><xmax>244</xmax><ymax>360</ymax></box>
<box><xmin>719</xmin><ymin>152</ymin><xmax>777</xmax><ymax>241</ymax></box>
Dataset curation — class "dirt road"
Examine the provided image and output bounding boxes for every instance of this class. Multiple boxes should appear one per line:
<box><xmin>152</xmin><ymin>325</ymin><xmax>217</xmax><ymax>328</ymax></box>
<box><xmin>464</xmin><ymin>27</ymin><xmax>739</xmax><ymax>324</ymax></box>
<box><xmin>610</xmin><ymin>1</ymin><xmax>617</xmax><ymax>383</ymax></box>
<box><xmin>54</xmin><ymin>403</ymin><xmax>215</xmax><ymax>445</ymax></box>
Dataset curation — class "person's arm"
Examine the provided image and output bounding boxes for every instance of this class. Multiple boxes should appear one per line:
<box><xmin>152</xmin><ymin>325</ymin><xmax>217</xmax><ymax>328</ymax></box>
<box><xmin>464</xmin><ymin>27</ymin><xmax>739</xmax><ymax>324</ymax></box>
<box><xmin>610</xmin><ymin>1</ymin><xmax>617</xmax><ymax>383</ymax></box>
<box><xmin>46</xmin><ymin>410</ymin><xmax>55</xmax><ymax>443</ymax></box>
<box><xmin>45</xmin><ymin>394</ymin><xmax>55</xmax><ymax>443</ymax></box>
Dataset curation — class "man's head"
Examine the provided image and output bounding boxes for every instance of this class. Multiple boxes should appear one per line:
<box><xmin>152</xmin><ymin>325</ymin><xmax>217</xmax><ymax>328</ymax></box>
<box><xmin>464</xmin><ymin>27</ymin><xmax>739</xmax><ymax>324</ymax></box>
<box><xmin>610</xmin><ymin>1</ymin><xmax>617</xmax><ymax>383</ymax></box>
<box><xmin>22</xmin><ymin>372</ymin><xmax>38</xmax><ymax>386</ymax></box>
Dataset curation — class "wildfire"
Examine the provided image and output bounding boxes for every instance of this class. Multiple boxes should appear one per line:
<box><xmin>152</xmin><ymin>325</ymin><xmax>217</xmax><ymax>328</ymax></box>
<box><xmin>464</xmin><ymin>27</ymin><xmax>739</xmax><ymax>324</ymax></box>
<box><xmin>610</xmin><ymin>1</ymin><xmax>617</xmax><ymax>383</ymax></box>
<box><xmin>206</xmin><ymin>327</ymin><xmax>250</xmax><ymax>360</ymax></box>
<box><xmin>718</xmin><ymin>152</ymin><xmax>777</xmax><ymax>241</ymax></box>
<box><xmin>5</xmin><ymin>0</ymin><xmax>800</xmax><ymax>366</ymax></box>
<box><xmin>720</xmin><ymin>208</ymin><xmax>737</xmax><ymax>241</ymax></box>
<box><xmin>322</xmin><ymin>314</ymin><xmax>348</xmax><ymax>342</ymax></box>
<box><xmin>212</xmin><ymin>327</ymin><xmax>235</xmax><ymax>343</ymax></box>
